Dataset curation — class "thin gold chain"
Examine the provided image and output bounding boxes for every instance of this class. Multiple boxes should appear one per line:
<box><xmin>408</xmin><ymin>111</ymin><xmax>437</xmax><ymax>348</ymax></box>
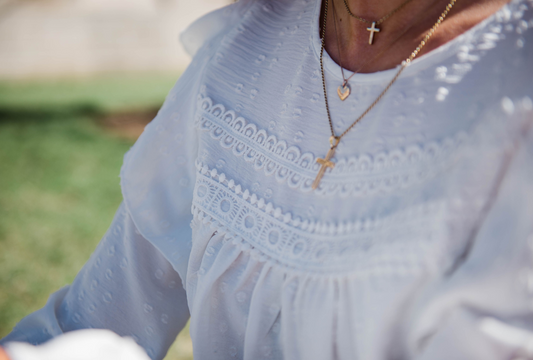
<box><xmin>332</xmin><ymin>0</ymin><xmax>348</xmax><ymax>83</ymax></box>
<box><xmin>321</xmin><ymin>0</ymin><xmax>457</xmax><ymax>141</ymax></box>
<box><xmin>342</xmin><ymin>0</ymin><xmax>416</xmax><ymax>25</ymax></box>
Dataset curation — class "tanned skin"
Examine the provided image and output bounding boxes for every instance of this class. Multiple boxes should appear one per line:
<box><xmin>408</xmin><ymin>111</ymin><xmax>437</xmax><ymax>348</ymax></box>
<box><xmin>322</xmin><ymin>0</ymin><xmax>511</xmax><ymax>73</ymax></box>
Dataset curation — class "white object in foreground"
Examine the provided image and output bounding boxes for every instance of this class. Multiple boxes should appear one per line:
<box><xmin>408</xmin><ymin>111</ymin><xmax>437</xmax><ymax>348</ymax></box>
<box><xmin>4</xmin><ymin>329</ymin><xmax>150</xmax><ymax>360</ymax></box>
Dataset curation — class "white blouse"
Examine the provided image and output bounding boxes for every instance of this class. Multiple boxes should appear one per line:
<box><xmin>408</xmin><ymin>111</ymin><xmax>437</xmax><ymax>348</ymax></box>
<box><xmin>2</xmin><ymin>0</ymin><xmax>533</xmax><ymax>359</ymax></box>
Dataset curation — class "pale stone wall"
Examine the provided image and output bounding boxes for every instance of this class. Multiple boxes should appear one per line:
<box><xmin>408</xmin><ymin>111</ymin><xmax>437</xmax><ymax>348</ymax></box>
<box><xmin>0</xmin><ymin>0</ymin><xmax>231</xmax><ymax>78</ymax></box>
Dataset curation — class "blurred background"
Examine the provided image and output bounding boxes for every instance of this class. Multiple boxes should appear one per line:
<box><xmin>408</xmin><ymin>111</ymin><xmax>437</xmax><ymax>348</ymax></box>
<box><xmin>0</xmin><ymin>0</ymin><xmax>231</xmax><ymax>359</ymax></box>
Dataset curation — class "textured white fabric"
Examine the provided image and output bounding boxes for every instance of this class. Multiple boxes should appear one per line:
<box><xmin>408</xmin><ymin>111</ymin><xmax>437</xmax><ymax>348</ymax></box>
<box><xmin>1</xmin><ymin>203</ymin><xmax>189</xmax><ymax>360</ymax></box>
<box><xmin>4</xmin><ymin>329</ymin><xmax>150</xmax><ymax>360</ymax></box>
<box><xmin>2</xmin><ymin>0</ymin><xmax>533</xmax><ymax>359</ymax></box>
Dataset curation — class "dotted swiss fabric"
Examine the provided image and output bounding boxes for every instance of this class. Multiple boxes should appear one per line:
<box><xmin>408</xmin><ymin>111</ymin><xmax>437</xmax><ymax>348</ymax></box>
<box><xmin>2</xmin><ymin>1</ymin><xmax>533</xmax><ymax>360</ymax></box>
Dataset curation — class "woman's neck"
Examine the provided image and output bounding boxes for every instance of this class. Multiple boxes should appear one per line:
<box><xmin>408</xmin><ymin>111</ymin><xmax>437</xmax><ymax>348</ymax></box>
<box><xmin>323</xmin><ymin>0</ymin><xmax>510</xmax><ymax>73</ymax></box>
<box><xmin>342</xmin><ymin>0</ymin><xmax>415</xmax><ymax>21</ymax></box>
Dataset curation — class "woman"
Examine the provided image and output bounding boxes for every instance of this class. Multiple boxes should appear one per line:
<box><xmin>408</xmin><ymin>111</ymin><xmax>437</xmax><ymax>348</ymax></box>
<box><xmin>2</xmin><ymin>0</ymin><xmax>532</xmax><ymax>359</ymax></box>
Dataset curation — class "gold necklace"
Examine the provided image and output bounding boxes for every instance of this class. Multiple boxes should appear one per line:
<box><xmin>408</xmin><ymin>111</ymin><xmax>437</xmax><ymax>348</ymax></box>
<box><xmin>342</xmin><ymin>0</ymin><xmax>416</xmax><ymax>44</ymax></box>
<box><xmin>312</xmin><ymin>0</ymin><xmax>457</xmax><ymax>190</ymax></box>
<box><xmin>332</xmin><ymin>0</ymin><xmax>442</xmax><ymax>101</ymax></box>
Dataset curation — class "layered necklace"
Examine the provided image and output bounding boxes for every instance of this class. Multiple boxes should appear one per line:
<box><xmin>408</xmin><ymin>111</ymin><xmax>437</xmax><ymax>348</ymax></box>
<box><xmin>342</xmin><ymin>0</ymin><xmax>415</xmax><ymax>45</ymax></box>
<box><xmin>312</xmin><ymin>0</ymin><xmax>457</xmax><ymax>190</ymax></box>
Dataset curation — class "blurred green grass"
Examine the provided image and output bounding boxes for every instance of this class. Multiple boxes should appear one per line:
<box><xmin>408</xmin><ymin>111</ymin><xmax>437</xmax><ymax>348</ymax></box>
<box><xmin>0</xmin><ymin>73</ymin><xmax>193</xmax><ymax>360</ymax></box>
<box><xmin>0</xmin><ymin>74</ymin><xmax>179</xmax><ymax>112</ymax></box>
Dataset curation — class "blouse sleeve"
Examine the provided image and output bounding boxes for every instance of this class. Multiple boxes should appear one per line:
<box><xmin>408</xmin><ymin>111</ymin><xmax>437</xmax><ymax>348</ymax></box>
<box><xmin>0</xmin><ymin>204</ymin><xmax>189</xmax><ymax>360</ymax></box>
<box><xmin>119</xmin><ymin>0</ymin><xmax>252</xmax><ymax>280</ymax></box>
<box><xmin>404</xmin><ymin>117</ymin><xmax>533</xmax><ymax>360</ymax></box>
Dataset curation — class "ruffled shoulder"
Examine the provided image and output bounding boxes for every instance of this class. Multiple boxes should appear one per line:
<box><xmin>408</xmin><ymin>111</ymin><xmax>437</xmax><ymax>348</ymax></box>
<box><xmin>179</xmin><ymin>0</ymin><xmax>255</xmax><ymax>58</ymax></box>
<box><xmin>120</xmin><ymin>0</ymin><xmax>256</xmax><ymax>281</ymax></box>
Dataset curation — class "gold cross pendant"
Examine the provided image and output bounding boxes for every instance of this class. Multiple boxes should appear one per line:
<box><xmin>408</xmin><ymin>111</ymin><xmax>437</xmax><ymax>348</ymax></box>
<box><xmin>312</xmin><ymin>136</ymin><xmax>340</xmax><ymax>190</ymax></box>
<box><xmin>366</xmin><ymin>21</ymin><xmax>380</xmax><ymax>45</ymax></box>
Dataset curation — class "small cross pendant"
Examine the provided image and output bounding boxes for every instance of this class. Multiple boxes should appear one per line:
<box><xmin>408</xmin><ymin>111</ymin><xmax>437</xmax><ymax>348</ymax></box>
<box><xmin>312</xmin><ymin>137</ymin><xmax>340</xmax><ymax>190</ymax></box>
<box><xmin>366</xmin><ymin>21</ymin><xmax>380</xmax><ymax>45</ymax></box>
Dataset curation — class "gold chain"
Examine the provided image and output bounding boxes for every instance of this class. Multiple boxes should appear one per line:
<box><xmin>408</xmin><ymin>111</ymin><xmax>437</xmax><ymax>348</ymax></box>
<box><xmin>320</xmin><ymin>0</ymin><xmax>457</xmax><ymax>141</ymax></box>
<box><xmin>312</xmin><ymin>0</ymin><xmax>457</xmax><ymax>190</ymax></box>
<box><xmin>342</xmin><ymin>0</ymin><xmax>415</xmax><ymax>25</ymax></box>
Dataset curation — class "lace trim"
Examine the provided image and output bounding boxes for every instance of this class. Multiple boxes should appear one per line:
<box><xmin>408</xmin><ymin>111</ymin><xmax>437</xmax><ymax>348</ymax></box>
<box><xmin>195</xmin><ymin>95</ymin><xmax>468</xmax><ymax>196</ymax></box>
<box><xmin>192</xmin><ymin>161</ymin><xmax>459</xmax><ymax>273</ymax></box>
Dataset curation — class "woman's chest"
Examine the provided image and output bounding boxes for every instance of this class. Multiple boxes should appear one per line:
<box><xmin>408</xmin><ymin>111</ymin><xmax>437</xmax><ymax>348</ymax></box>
<box><xmin>190</xmin><ymin>85</ymin><xmax>516</xmax><ymax>275</ymax></box>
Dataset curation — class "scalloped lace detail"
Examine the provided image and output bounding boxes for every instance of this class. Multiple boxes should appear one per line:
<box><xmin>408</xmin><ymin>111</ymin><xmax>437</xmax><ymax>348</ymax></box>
<box><xmin>191</xmin><ymin>160</ymin><xmax>462</xmax><ymax>273</ymax></box>
<box><xmin>195</xmin><ymin>95</ymin><xmax>469</xmax><ymax>196</ymax></box>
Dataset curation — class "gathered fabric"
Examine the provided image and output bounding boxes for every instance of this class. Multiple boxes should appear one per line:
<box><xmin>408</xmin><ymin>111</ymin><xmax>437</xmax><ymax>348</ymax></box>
<box><xmin>2</xmin><ymin>0</ymin><xmax>533</xmax><ymax>359</ymax></box>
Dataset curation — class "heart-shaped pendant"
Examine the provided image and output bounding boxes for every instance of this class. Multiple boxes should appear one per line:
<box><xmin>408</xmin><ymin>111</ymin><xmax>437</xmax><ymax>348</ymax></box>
<box><xmin>337</xmin><ymin>84</ymin><xmax>350</xmax><ymax>101</ymax></box>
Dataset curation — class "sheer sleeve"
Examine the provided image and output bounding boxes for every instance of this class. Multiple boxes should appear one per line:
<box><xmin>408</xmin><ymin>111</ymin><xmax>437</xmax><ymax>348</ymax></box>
<box><xmin>119</xmin><ymin>0</ymin><xmax>252</xmax><ymax>281</ymax></box>
<box><xmin>0</xmin><ymin>204</ymin><xmax>189</xmax><ymax>360</ymax></box>
<box><xmin>403</xmin><ymin>117</ymin><xmax>533</xmax><ymax>360</ymax></box>
<box><xmin>0</xmin><ymin>67</ymin><xmax>201</xmax><ymax>359</ymax></box>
